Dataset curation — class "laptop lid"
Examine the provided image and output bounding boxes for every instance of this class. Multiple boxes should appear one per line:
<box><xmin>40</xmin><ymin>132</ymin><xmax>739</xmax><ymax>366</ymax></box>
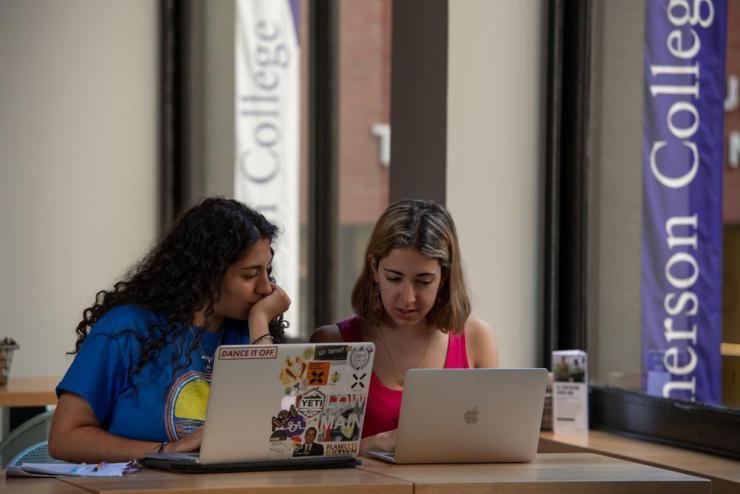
<box><xmin>198</xmin><ymin>342</ymin><xmax>374</xmax><ymax>465</ymax></box>
<box><xmin>392</xmin><ymin>368</ymin><xmax>547</xmax><ymax>463</ymax></box>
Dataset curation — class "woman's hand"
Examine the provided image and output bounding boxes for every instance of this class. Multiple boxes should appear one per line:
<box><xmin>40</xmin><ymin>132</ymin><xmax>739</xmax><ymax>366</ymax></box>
<box><xmin>360</xmin><ymin>429</ymin><xmax>397</xmax><ymax>454</ymax></box>
<box><xmin>164</xmin><ymin>426</ymin><xmax>203</xmax><ymax>453</ymax></box>
<box><xmin>249</xmin><ymin>283</ymin><xmax>291</xmax><ymax>339</ymax></box>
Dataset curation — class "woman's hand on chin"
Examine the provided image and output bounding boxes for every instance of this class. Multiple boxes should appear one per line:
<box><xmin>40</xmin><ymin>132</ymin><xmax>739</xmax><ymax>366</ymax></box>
<box><xmin>248</xmin><ymin>283</ymin><xmax>291</xmax><ymax>335</ymax></box>
<box><xmin>360</xmin><ymin>429</ymin><xmax>397</xmax><ymax>455</ymax></box>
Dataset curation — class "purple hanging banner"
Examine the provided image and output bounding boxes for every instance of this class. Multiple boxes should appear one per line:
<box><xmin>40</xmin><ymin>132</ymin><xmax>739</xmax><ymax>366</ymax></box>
<box><xmin>642</xmin><ymin>0</ymin><xmax>726</xmax><ymax>404</ymax></box>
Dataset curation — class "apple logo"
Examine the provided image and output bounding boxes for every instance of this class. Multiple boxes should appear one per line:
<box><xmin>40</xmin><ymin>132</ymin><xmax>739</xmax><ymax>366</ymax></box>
<box><xmin>464</xmin><ymin>406</ymin><xmax>479</xmax><ymax>424</ymax></box>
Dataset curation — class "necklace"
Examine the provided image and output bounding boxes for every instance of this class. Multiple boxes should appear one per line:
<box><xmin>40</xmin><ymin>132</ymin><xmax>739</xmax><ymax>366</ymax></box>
<box><xmin>376</xmin><ymin>326</ymin><xmax>431</xmax><ymax>386</ymax></box>
<box><xmin>190</xmin><ymin>327</ymin><xmax>223</xmax><ymax>375</ymax></box>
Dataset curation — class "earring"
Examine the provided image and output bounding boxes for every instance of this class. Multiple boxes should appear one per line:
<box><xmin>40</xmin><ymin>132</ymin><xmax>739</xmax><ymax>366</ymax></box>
<box><xmin>370</xmin><ymin>282</ymin><xmax>383</xmax><ymax>319</ymax></box>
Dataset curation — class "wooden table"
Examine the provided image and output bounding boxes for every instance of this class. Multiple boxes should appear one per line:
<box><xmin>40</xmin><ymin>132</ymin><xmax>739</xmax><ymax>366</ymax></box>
<box><xmin>44</xmin><ymin>453</ymin><xmax>709</xmax><ymax>494</ymax></box>
<box><xmin>360</xmin><ymin>453</ymin><xmax>709</xmax><ymax>494</ymax></box>
<box><xmin>0</xmin><ymin>475</ymin><xmax>88</xmax><ymax>494</ymax></box>
<box><xmin>56</xmin><ymin>465</ymin><xmax>412</xmax><ymax>494</ymax></box>
<box><xmin>0</xmin><ymin>376</ymin><xmax>59</xmax><ymax>407</ymax></box>
<box><xmin>540</xmin><ymin>430</ymin><xmax>740</xmax><ymax>494</ymax></box>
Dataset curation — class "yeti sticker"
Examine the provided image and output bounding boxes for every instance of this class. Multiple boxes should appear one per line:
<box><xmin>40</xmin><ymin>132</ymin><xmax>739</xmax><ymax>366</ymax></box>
<box><xmin>297</xmin><ymin>388</ymin><xmax>326</xmax><ymax>418</ymax></box>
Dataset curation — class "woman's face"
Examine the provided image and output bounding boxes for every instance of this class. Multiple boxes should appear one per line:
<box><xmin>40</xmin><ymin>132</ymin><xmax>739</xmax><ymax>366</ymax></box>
<box><xmin>212</xmin><ymin>238</ymin><xmax>274</xmax><ymax>320</ymax></box>
<box><xmin>372</xmin><ymin>248</ymin><xmax>443</xmax><ymax>328</ymax></box>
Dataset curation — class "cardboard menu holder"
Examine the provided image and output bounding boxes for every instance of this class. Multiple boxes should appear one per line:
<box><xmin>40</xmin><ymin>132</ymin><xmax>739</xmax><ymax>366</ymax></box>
<box><xmin>552</xmin><ymin>349</ymin><xmax>588</xmax><ymax>435</ymax></box>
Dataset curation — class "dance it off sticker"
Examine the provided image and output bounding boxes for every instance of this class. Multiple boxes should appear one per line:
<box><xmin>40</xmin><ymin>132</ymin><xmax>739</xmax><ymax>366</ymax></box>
<box><xmin>218</xmin><ymin>345</ymin><xmax>278</xmax><ymax>360</ymax></box>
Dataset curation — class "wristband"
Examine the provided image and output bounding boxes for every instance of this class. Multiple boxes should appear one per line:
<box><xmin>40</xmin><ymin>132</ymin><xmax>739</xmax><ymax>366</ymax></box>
<box><xmin>251</xmin><ymin>333</ymin><xmax>274</xmax><ymax>345</ymax></box>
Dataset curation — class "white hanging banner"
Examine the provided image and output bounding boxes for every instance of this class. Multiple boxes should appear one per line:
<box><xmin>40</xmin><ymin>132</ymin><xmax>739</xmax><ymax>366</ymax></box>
<box><xmin>236</xmin><ymin>0</ymin><xmax>300</xmax><ymax>336</ymax></box>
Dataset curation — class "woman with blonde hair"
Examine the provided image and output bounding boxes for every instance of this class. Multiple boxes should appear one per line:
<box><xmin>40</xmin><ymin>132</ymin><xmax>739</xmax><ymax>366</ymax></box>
<box><xmin>311</xmin><ymin>199</ymin><xmax>498</xmax><ymax>452</ymax></box>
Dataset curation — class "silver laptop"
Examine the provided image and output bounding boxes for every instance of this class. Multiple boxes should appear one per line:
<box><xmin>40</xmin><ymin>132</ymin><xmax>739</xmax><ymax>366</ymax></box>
<box><xmin>366</xmin><ymin>368</ymin><xmax>547</xmax><ymax>464</ymax></box>
<box><xmin>144</xmin><ymin>342</ymin><xmax>375</xmax><ymax>472</ymax></box>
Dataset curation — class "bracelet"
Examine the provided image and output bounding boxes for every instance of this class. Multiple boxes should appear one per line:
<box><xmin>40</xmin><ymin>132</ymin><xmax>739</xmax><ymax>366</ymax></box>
<box><xmin>251</xmin><ymin>333</ymin><xmax>274</xmax><ymax>345</ymax></box>
<box><xmin>157</xmin><ymin>441</ymin><xmax>168</xmax><ymax>453</ymax></box>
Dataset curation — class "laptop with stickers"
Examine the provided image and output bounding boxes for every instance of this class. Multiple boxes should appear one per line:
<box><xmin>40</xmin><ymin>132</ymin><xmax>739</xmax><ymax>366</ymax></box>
<box><xmin>143</xmin><ymin>342</ymin><xmax>374</xmax><ymax>472</ymax></box>
<box><xmin>365</xmin><ymin>368</ymin><xmax>547</xmax><ymax>464</ymax></box>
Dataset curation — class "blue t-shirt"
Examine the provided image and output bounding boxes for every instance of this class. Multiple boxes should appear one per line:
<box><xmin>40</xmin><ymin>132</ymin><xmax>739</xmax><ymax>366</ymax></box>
<box><xmin>57</xmin><ymin>305</ymin><xmax>249</xmax><ymax>442</ymax></box>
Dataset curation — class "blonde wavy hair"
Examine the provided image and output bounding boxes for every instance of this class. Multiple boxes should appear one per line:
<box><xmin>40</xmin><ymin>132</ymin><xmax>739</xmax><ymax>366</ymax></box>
<box><xmin>351</xmin><ymin>199</ymin><xmax>471</xmax><ymax>333</ymax></box>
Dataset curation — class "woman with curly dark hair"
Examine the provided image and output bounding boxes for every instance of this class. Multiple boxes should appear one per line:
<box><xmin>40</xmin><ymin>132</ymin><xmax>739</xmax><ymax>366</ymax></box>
<box><xmin>49</xmin><ymin>198</ymin><xmax>290</xmax><ymax>462</ymax></box>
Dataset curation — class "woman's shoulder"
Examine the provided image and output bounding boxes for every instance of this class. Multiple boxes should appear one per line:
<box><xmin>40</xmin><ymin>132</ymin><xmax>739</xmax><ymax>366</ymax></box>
<box><xmin>91</xmin><ymin>304</ymin><xmax>160</xmax><ymax>337</ymax></box>
<box><xmin>463</xmin><ymin>316</ymin><xmax>499</xmax><ymax>368</ymax></box>
<box><xmin>310</xmin><ymin>316</ymin><xmax>361</xmax><ymax>343</ymax></box>
<box><xmin>310</xmin><ymin>324</ymin><xmax>343</xmax><ymax>343</ymax></box>
<box><xmin>463</xmin><ymin>316</ymin><xmax>493</xmax><ymax>337</ymax></box>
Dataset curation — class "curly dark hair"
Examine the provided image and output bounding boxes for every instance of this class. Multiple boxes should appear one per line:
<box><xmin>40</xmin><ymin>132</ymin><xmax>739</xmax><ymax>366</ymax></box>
<box><xmin>70</xmin><ymin>197</ymin><xmax>287</xmax><ymax>376</ymax></box>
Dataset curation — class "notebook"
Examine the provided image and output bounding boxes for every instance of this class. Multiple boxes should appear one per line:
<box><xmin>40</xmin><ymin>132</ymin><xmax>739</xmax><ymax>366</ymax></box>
<box><xmin>365</xmin><ymin>368</ymin><xmax>547</xmax><ymax>464</ymax></box>
<box><xmin>143</xmin><ymin>342</ymin><xmax>374</xmax><ymax>472</ymax></box>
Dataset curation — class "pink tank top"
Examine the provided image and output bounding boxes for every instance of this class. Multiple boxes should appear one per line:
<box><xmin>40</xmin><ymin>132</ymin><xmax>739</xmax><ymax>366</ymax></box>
<box><xmin>337</xmin><ymin>316</ymin><xmax>470</xmax><ymax>438</ymax></box>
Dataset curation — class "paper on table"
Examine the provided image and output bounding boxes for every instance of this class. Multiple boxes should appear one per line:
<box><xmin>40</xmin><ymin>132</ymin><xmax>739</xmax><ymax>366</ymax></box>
<box><xmin>6</xmin><ymin>460</ymin><xmax>139</xmax><ymax>478</ymax></box>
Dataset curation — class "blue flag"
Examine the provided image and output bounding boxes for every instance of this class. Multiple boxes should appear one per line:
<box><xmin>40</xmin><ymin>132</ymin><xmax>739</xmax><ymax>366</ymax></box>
<box><xmin>642</xmin><ymin>0</ymin><xmax>726</xmax><ymax>404</ymax></box>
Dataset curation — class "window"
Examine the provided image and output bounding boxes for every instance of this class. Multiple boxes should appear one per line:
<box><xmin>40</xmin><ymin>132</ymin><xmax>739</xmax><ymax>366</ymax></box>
<box><xmin>546</xmin><ymin>0</ymin><xmax>740</xmax><ymax>457</ymax></box>
<box><xmin>334</xmin><ymin>0</ymin><xmax>392</xmax><ymax>321</ymax></box>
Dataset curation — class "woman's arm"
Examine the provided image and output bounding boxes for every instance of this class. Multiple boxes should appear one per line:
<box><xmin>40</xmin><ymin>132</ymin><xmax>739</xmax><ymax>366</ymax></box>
<box><xmin>465</xmin><ymin>317</ymin><xmax>499</xmax><ymax>368</ymax></box>
<box><xmin>48</xmin><ymin>392</ymin><xmax>201</xmax><ymax>463</ymax></box>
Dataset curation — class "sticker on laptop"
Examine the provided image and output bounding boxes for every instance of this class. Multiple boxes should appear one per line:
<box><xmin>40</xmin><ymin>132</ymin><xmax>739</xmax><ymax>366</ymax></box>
<box><xmin>350</xmin><ymin>372</ymin><xmax>367</xmax><ymax>390</ymax></box>
<box><xmin>291</xmin><ymin>427</ymin><xmax>325</xmax><ymax>457</ymax></box>
<box><xmin>297</xmin><ymin>388</ymin><xmax>326</xmax><ymax>418</ymax></box>
<box><xmin>269</xmin><ymin>418</ymin><xmax>305</xmax><ymax>442</ymax></box>
<box><xmin>316</xmin><ymin>394</ymin><xmax>366</xmax><ymax>442</ymax></box>
<box><xmin>218</xmin><ymin>345</ymin><xmax>278</xmax><ymax>360</ymax></box>
<box><xmin>314</xmin><ymin>345</ymin><xmax>348</xmax><ymax>361</ymax></box>
<box><xmin>329</xmin><ymin>370</ymin><xmax>341</xmax><ymax>385</ymax></box>
<box><xmin>271</xmin><ymin>404</ymin><xmax>298</xmax><ymax>429</ymax></box>
<box><xmin>269</xmin><ymin>440</ymin><xmax>292</xmax><ymax>455</ymax></box>
<box><xmin>348</xmin><ymin>345</ymin><xmax>373</xmax><ymax>370</ymax></box>
<box><xmin>307</xmin><ymin>361</ymin><xmax>331</xmax><ymax>385</ymax></box>
<box><xmin>279</xmin><ymin>354</ymin><xmax>308</xmax><ymax>390</ymax></box>
<box><xmin>325</xmin><ymin>442</ymin><xmax>359</xmax><ymax>457</ymax></box>
<box><xmin>325</xmin><ymin>393</ymin><xmax>367</xmax><ymax>410</ymax></box>
<box><xmin>271</xmin><ymin>405</ymin><xmax>305</xmax><ymax>433</ymax></box>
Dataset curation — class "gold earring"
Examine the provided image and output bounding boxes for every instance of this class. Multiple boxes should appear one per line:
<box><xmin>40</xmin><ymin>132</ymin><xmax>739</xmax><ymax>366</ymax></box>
<box><xmin>370</xmin><ymin>282</ymin><xmax>382</xmax><ymax>318</ymax></box>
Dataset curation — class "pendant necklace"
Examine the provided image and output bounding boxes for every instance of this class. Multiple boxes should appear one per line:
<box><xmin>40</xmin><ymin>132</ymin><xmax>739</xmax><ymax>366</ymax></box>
<box><xmin>190</xmin><ymin>327</ymin><xmax>222</xmax><ymax>375</ymax></box>
<box><xmin>376</xmin><ymin>326</ymin><xmax>431</xmax><ymax>386</ymax></box>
